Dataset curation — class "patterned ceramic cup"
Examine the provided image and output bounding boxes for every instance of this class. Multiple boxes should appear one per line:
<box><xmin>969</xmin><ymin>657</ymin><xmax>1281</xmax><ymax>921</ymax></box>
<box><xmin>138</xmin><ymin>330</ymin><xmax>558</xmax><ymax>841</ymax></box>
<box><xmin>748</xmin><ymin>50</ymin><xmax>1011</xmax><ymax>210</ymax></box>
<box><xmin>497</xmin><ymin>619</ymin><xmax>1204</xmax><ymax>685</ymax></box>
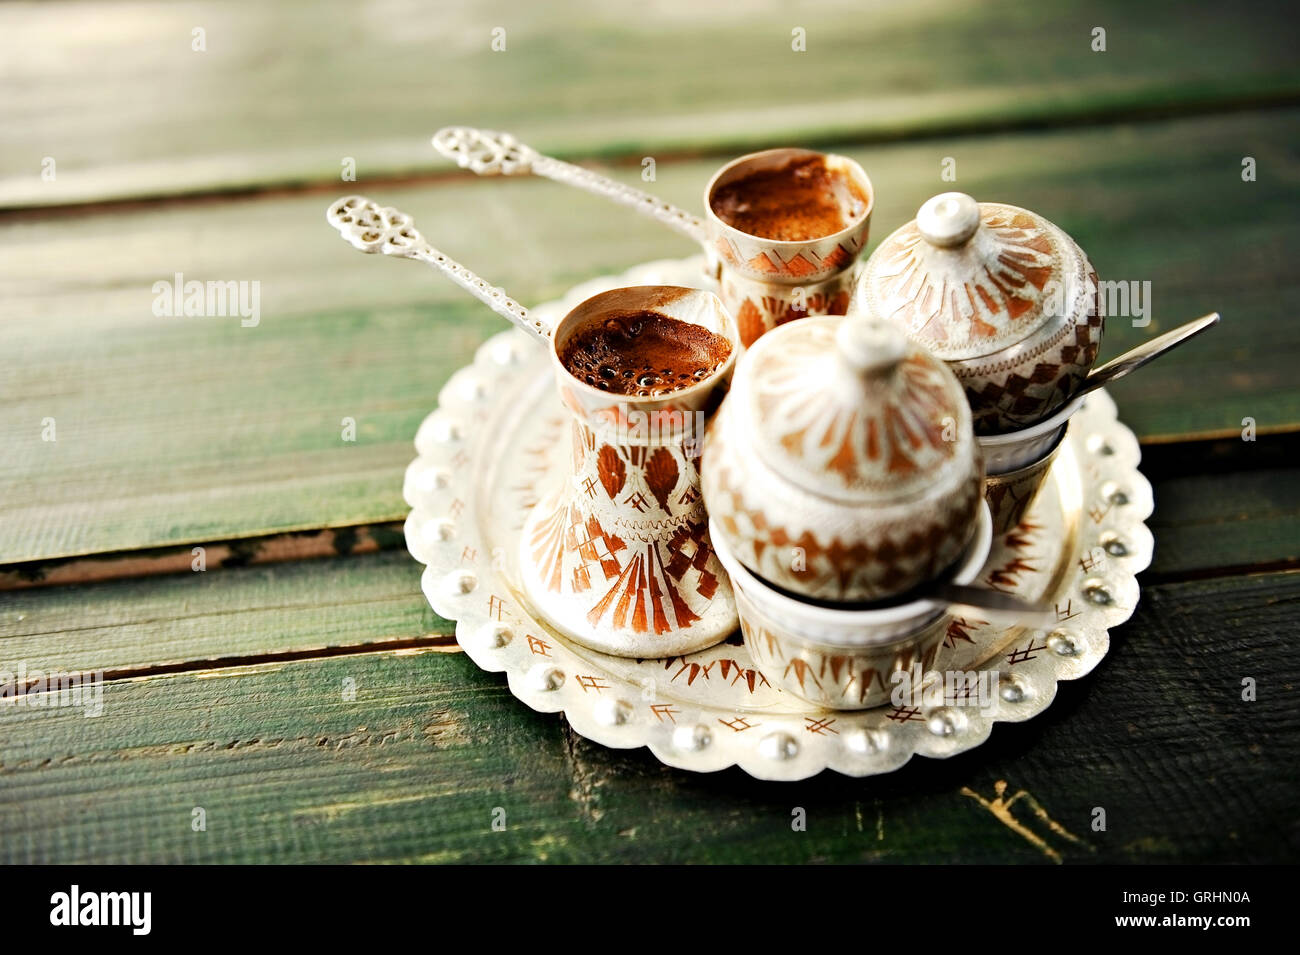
<box><xmin>979</xmin><ymin>394</ymin><xmax>1083</xmax><ymax>533</ymax></box>
<box><xmin>519</xmin><ymin>286</ymin><xmax>741</xmax><ymax>658</ymax></box>
<box><xmin>704</xmin><ymin>149</ymin><xmax>874</xmax><ymax>348</ymax></box>
<box><xmin>853</xmin><ymin>192</ymin><xmax>1103</xmax><ymax>435</ymax></box>
<box><xmin>712</xmin><ymin>504</ymin><xmax>992</xmax><ymax>710</ymax></box>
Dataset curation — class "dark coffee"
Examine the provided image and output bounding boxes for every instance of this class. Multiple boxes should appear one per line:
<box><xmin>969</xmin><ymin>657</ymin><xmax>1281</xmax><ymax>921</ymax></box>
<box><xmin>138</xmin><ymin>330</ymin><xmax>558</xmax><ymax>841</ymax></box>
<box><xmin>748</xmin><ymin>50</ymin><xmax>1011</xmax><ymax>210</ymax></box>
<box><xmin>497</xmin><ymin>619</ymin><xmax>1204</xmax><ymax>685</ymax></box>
<box><xmin>560</xmin><ymin>311</ymin><xmax>732</xmax><ymax>397</ymax></box>
<box><xmin>710</xmin><ymin>155</ymin><xmax>868</xmax><ymax>242</ymax></box>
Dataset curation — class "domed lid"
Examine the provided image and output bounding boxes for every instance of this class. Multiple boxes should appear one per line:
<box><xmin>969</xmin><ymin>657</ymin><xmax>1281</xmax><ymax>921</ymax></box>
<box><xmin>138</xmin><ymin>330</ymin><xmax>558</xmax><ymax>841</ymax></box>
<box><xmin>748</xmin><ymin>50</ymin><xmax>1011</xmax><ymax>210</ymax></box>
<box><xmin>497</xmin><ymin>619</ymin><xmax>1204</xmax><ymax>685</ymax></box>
<box><xmin>736</xmin><ymin>315</ymin><xmax>975</xmax><ymax>504</ymax></box>
<box><xmin>855</xmin><ymin>192</ymin><xmax>1086</xmax><ymax>361</ymax></box>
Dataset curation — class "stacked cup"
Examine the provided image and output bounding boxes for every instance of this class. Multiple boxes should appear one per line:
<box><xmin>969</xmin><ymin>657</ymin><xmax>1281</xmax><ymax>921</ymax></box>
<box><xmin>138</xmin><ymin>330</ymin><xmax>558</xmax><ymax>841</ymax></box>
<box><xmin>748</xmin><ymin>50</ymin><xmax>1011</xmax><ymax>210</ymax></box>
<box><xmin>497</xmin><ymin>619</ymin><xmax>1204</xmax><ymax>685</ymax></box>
<box><xmin>852</xmin><ymin>192</ymin><xmax>1104</xmax><ymax>532</ymax></box>
<box><xmin>701</xmin><ymin>314</ymin><xmax>989</xmax><ymax>709</ymax></box>
<box><xmin>703</xmin><ymin>149</ymin><xmax>874</xmax><ymax>348</ymax></box>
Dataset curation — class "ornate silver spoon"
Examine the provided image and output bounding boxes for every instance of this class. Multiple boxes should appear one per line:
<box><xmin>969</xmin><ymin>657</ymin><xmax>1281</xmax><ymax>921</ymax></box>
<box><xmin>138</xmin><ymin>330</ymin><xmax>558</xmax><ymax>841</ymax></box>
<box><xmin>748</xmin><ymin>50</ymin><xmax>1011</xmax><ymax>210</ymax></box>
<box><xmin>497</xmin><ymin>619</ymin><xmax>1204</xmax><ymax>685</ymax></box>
<box><xmin>325</xmin><ymin>194</ymin><xmax>551</xmax><ymax>343</ymax></box>
<box><xmin>432</xmin><ymin>126</ymin><xmax>708</xmax><ymax>244</ymax></box>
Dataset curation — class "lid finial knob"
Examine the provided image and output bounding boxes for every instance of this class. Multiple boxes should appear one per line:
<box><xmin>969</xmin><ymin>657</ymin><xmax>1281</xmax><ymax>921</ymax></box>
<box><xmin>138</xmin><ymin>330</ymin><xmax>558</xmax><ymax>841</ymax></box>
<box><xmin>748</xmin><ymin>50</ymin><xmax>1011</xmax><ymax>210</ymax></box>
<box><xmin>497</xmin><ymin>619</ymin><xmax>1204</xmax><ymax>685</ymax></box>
<box><xmin>917</xmin><ymin>192</ymin><xmax>981</xmax><ymax>248</ymax></box>
<box><xmin>835</xmin><ymin>316</ymin><xmax>907</xmax><ymax>377</ymax></box>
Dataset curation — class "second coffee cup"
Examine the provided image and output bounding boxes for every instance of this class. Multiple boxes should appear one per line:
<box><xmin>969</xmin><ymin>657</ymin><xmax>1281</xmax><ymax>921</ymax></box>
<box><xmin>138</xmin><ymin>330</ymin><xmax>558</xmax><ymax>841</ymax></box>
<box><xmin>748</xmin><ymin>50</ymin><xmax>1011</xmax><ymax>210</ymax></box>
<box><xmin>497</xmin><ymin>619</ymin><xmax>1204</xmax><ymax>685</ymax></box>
<box><xmin>704</xmin><ymin>148</ymin><xmax>874</xmax><ymax>348</ymax></box>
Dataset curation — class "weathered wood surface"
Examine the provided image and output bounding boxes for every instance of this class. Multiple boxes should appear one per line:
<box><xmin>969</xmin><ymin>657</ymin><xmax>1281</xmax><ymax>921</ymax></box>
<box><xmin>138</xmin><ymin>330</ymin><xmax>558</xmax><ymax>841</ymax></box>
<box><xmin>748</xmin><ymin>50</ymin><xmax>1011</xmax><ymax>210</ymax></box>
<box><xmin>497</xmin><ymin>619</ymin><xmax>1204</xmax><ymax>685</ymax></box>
<box><xmin>3</xmin><ymin>0</ymin><xmax>1297</xmax><ymax>209</ymax></box>
<box><xmin>1142</xmin><ymin>452</ymin><xmax>1300</xmax><ymax>581</ymax></box>
<box><xmin>0</xmin><ymin>550</ymin><xmax>442</xmax><ymax>677</ymax></box>
<box><xmin>5</xmin><ymin>110</ymin><xmax>1297</xmax><ymax>565</ymax></box>
<box><xmin>3</xmin><ymin>0</ymin><xmax>1297</xmax><ymax>866</ymax></box>
<box><xmin>2</xmin><ymin>440</ymin><xmax>1294</xmax><ymax>862</ymax></box>
<box><xmin>2</xmin><ymin>453</ymin><xmax>1295</xmax><ymax>674</ymax></box>
<box><xmin>2</xmin><ymin>570</ymin><xmax>1294</xmax><ymax>864</ymax></box>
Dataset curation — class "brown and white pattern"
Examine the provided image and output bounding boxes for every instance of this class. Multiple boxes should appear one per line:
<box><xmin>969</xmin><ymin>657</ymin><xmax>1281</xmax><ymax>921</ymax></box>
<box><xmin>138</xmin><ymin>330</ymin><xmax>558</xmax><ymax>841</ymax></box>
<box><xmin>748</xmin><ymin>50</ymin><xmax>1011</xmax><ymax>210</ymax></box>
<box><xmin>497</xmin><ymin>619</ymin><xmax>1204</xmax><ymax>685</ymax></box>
<box><xmin>862</xmin><ymin>207</ymin><xmax>1062</xmax><ymax>356</ymax></box>
<box><xmin>711</xmin><ymin>231</ymin><xmax>866</xmax><ymax>285</ymax></box>
<box><xmin>854</xmin><ymin>199</ymin><xmax>1104</xmax><ymax>434</ymax></box>
<box><xmin>983</xmin><ymin>428</ymin><xmax>1070</xmax><ymax>534</ymax></box>
<box><xmin>722</xmin><ymin>269</ymin><xmax>856</xmax><ymax>348</ymax></box>
<box><xmin>706</xmin><ymin>411</ymin><xmax>983</xmax><ymax>600</ymax></box>
<box><xmin>741</xmin><ymin>612</ymin><xmax>947</xmax><ymax>710</ymax></box>
<box><xmin>702</xmin><ymin>317</ymin><xmax>984</xmax><ymax>603</ymax></box>
<box><xmin>748</xmin><ymin>326</ymin><xmax>963</xmax><ymax>495</ymax></box>
<box><xmin>958</xmin><ymin>277</ymin><xmax>1102</xmax><ymax>433</ymax></box>
<box><xmin>522</xmin><ymin>418</ymin><xmax>724</xmax><ymax>642</ymax></box>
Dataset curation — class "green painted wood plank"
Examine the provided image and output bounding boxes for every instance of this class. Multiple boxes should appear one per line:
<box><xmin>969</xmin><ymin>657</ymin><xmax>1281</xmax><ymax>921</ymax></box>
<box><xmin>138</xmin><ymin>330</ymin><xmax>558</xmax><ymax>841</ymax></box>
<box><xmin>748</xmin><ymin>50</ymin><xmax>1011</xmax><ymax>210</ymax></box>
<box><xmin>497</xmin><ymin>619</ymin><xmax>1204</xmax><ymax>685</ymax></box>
<box><xmin>2</xmin><ymin>0</ymin><xmax>1298</xmax><ymax>207</ymax></box>
<box><xmin>1</xmin><ymin>570</ymin><xmax>1295</xmax><ymax>863</ymax></box>
<box><xmin>1</xmin><ymin>447</ymin><xmax>1293</xmax><ymax>688</ymax></box>
<box><xmin>0</xmin><ymin>550</ymin><xmax>442</xmax><ymax>678</ymax></box>
<box><xmin>3</xmin><ymin>109</ymin><xmax>1297</xmax><ymax>563</ymax></box>
<box><xmin>1146</xmin><ymin>468</ymin><xmax>1300</xmax><ymax>580</ymax></box>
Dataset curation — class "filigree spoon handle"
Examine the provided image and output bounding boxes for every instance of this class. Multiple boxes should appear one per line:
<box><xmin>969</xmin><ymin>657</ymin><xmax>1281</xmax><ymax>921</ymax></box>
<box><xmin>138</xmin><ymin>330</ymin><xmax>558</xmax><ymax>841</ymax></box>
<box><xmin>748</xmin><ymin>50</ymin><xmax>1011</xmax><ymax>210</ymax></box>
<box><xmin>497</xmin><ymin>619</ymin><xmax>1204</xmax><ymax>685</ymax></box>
<box><xmin>326</xmin><ymin>194</ymin><xmax>551</xmax><ymax>343</ymax></box>
<box><xmin>432</xmin><ymin>126</ymin><xmax>708</xmax><ymax>244</ymax></box>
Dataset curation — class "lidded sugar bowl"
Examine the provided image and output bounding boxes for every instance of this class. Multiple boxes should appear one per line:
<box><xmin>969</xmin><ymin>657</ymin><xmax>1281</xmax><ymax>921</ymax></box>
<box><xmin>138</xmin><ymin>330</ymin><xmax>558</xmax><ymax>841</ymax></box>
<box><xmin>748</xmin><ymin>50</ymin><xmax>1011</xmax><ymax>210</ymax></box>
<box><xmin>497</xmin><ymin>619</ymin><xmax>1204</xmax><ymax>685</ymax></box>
<box><xmin>701</xmin><ymin>314</ymin><xmax>984</xmax><ymax>604</ymax></box>
<box><xmin>852</xmin><ymin>192</ymin><xmax>1103</xmax><ymax>434</ymax></box>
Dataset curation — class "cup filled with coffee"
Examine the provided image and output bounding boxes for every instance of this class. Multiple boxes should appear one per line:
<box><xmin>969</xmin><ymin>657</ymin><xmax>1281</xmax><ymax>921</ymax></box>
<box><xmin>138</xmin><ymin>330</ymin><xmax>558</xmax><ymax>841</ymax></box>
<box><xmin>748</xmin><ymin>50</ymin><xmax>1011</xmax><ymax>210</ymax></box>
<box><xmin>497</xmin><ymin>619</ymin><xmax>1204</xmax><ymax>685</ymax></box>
<box><xmin>326</xmin><ymin>196</ymin><xmax>740</xmax><ymax>657</ymax></box>
<box><xmin>557</xmin><ymin>306</ymin><xmax>732</xmax><ymax>398</ymax></box>
<box><xmin>532</xmin><ymin>286</ymin><xmax>740</xmax><ymax>656</ymax></box>
<box><xmin>704</xmin><ymin>148</ymin><xmax>874</xmax><ymax>347</ymax></box>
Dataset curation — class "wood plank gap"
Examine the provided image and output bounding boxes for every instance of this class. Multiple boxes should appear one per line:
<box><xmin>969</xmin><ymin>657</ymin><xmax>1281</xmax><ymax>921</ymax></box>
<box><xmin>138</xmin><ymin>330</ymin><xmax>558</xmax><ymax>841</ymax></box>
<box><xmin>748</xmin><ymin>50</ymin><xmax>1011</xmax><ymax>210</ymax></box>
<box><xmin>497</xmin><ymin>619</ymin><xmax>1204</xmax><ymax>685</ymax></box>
<box><xmin>0</xmin><ymin>521</ymin><xmax>407</xmax><ymax>591</ymax></box>
<box><xmin>1140</xmin><ymin>561</ymin><xmax>1300</xmax><ymax>588</ymax></box>
<box><xmin>1137</xmin><ymin>430</ymin><xmax>1300</xmax><ymax>480</ymax></box>
<box><xmin>1</xmin><ymin>633</ymin><xmax>462</xmax><ymax>699</ymax></box>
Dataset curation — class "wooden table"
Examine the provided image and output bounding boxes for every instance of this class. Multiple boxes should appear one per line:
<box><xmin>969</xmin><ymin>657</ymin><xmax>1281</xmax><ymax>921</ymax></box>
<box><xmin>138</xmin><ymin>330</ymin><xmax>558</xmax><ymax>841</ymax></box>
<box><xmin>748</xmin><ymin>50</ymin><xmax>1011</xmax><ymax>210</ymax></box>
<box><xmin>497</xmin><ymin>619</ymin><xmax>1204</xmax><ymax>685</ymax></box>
<box><xmin>2</xmin><ymin>0</ymin><xmax>1297</xmax><ymax>864</ymax></box>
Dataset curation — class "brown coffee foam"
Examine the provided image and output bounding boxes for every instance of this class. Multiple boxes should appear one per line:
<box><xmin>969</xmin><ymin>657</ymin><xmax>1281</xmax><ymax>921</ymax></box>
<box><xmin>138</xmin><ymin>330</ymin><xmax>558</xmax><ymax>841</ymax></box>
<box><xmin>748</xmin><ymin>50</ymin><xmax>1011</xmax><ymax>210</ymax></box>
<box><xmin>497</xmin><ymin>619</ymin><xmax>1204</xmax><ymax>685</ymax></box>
<box><xmin>559</xmin><ymin>310</ymin><xmax>733</xmax><ymax>397</ymax></box>
<box><xmin>710</xmin><ymin>155</ymin><xmax>868</xmax><ymax>242</ymax></box>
